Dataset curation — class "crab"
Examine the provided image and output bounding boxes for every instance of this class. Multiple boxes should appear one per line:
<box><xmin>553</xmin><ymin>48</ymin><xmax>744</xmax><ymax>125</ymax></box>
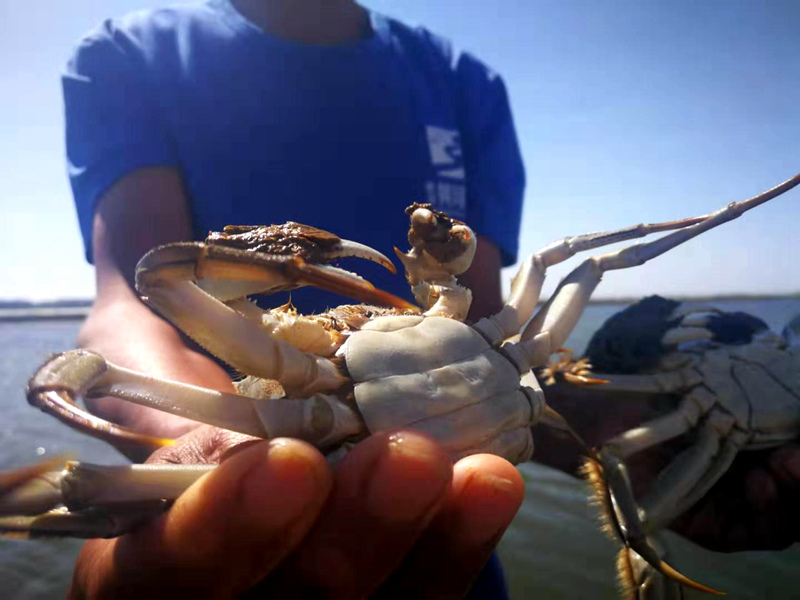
<box><xmin>0</xmin><ymin>174</ymin><xmax>798</xmax><ymax>596</ymax></box>
<box><xmin>543</xmin><ymin>296</ymin><xmax>800</xmax><ymax>599</ymax></box>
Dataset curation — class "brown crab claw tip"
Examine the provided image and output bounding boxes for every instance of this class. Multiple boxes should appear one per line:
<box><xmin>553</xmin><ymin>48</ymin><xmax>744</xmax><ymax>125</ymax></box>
<box><xmin>30</xmin><ymin>390</ymin><xmax>175</xmax><ymax>455</ymax></box>
<box><xmin>655</xmin><ymin>559</ymin><xmax>725</xmax><ymax>596</ymax></box>
<box><xmin>329</xmin><ymin>240</ymin><xmax>397</xmax><ymax>274</ymax></box>
<box><xmin>335</xmin><ymin>280</ymin><xmax>417</xmax><ymax>311</ymax></box>
<box><xmin>295</xmin><ymin>262</ymin><xmax>417</xmax><ymax>311</ymax></box>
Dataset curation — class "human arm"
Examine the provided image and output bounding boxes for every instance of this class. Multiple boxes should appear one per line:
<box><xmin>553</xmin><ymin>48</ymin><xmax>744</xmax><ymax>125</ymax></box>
<box><xmin>62</xmin><ymin>19</ymin><xmax>236</xmax><ymax>456</ymax></box>
<box><xmin>461</xmin><ymin>236</ymin><xmax>504</xmax><ymax>321</ymax></box>
<box><xmin>77</xmin><ymin>167</ymin><xmax>235</xmax><ymax>459</ymax></box>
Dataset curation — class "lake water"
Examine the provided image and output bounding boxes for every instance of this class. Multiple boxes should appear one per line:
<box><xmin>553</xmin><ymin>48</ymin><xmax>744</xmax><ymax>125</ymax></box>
<box><xmin>2</xmin><ymin>299</ymin><xmax>799</xmax><ymax>599</ymax></box>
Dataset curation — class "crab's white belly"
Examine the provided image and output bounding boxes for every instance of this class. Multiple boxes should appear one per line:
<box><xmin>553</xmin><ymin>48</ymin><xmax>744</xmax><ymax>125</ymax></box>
<box><xmin>342</xmin><ymin>316</ymin><xmax>537</xmax><ymax>460</ymax></box>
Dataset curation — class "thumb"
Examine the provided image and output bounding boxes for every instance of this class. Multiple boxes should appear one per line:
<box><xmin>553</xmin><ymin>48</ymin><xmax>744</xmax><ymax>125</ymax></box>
<box><xmin>73</xmin><ymin>439</ymin><xmax>332</xmax><ymax>598</ymax></box>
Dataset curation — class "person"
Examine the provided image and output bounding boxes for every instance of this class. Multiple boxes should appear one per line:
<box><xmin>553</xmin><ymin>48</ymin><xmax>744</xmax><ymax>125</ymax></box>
<box><xmin>64</xmin><ymin>0</ymin><xmax>526</xmax><ymax>597</ymax></box>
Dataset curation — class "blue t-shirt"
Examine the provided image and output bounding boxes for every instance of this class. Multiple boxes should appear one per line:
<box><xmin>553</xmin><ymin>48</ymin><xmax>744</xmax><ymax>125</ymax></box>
<box><xmin>64</xmin><ymin>0</ymin><xmax>525</xmax><ymax>311</ymax></box>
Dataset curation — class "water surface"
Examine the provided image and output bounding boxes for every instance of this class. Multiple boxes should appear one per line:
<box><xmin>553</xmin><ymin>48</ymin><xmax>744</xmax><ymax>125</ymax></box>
<box><xmin>1</xmin><ymin>300</ymin><xmax>798</xmax><ymax>598</ymax></box>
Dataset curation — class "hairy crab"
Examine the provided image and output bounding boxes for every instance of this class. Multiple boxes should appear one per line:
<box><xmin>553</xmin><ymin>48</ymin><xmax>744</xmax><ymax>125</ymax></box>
<box><xmin>1</xmin><ymin>174</ymin><xmax>798</xmax><ymax>597</ymax></box>
<box><xmin>543</xmin><ymin>296</ymin><xmax>800</xmax><ymax>599</ymax></box>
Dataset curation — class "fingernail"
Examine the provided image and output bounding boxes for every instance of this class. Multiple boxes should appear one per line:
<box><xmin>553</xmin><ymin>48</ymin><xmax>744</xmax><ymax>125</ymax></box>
<box><xmin>456</xmin><ymin>469</ymin><xmax>521</xmax><ymax>545</ymax></box>
<box><xmin>366</xmin><ymin>432</ymin><xmax>451</xmax><ymax>524</ymax></box>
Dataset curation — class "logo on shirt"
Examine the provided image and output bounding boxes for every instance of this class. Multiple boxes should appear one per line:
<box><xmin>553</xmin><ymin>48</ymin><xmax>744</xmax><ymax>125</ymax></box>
<box><xmin>425</xmin><ymin>125</ymin><xmax>466</xmax><ymax>217</ymax></box>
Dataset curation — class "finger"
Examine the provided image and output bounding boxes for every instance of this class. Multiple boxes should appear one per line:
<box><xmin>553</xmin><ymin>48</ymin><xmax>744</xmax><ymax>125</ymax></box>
<box><xmin>374</xmin><ymin>453</ymin><xmax>524</xmax><ymax>599</ymax></box>
<box><xmin>71</xmin><ymin>439</ymin><xmax>332</xmax><ymax>599</ymax></box>
<box><xmin>262</xmin><ymin>430</ymin><xmax>453</xmax><ymax>599</ymax></box>
<box><xmin>147</xmin><ymin>424</ymin><xmax>261</xmax><ymax>465</ymax></box>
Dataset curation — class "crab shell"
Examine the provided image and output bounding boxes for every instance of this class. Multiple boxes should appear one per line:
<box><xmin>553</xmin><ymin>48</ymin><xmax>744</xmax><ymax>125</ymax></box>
<box><xmin>342</xmin><ymin>313</ymin><xmax>542</xmax><ymax>463</ymax></box>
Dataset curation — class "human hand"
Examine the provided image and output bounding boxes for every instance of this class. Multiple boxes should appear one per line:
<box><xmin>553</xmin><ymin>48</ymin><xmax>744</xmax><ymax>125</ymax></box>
<box><xmin>537</xmin><ymin>381</ymin><xmax>800</xmax><ymax>553</ymax></box>
<box><xmin>69</xmin><ymin>426</ymin><xmax>525</xmax><ymax>599</ymax></box>
<box><xmin>670</xmin><ymin>442</ymin><xmax>800</xmax><ymax>552</ymax></box>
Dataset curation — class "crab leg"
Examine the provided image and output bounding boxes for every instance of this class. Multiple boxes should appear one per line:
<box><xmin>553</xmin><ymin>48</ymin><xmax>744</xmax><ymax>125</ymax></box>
<box><xmin>136</xmin><ymin>241</ymin><xmax>414</xmax><ymax>396</ymax></box>
<box><xmin>593</xmin><ymin>411</ymin><xmax>749</xmax><ymax>597</ymax></box>
<box><xmin>0</xmin><ymin>505</ymin><xmax>169</xmax><ymax>539</ymax></box>
<box><xmin>475</xmin><ymin>217</ymin><xmax>709</xmax><ymax>343</ymax></box>
<box><xmin>514</xmin><ymin>173</ymin><xmax>800</xmax><ymax>365</ymax></box>
<box><xmin>604</xmin><ymin>398</ymin><xmax>706</xmax><ymax>459</ymax></box>
<box><xmin>476</xmin><ymin>174</ymin><xmax>800</xmax><ymax>344</ymax></box>
<box><xmin>653</xmin><ymin>428</ymin><xmax>748</xmax><ymax>527</ymax></box>
<box><xmin>588</xmin><ymin>451</ymin><xmax>724</xmax><ymax>596</ymax></box>
<box><xmin>30</xmin><ymin>351</ymin><xmax>364</xmax><ymax>450</ymax></box>
<box><xmin>99</xmin><ymin>367</ymin><xmax>362</xmax><ymax>449</ymax></box>
<box><xmin>637</xmin><ymin>410</ymin><xmax>743</xmax><ymax>528</ymax></box>
<box><xmin>576</xmin><ymin>367</ymin><xmax>705</xmax><ymax>395</ymax></box>
<box><xmin>573</xmin><ymin>368</ymin><xmax>720</xmax><ymax>459</ymax></box>
<box><xmin>141</xmin><ymin>280</ymin><xmax>346</xmax><ymax>395</ymax></box>
<box><xmin>27</xmin><ymin>351</ymin><xmax>176</xmax><ymax>455</ymax></box>
<box><xmin>0</xmin><ymin>461</ymin><xmax>213</xmax><ymax>538</ymax></box>
<box><xmin>623</xmin><ymin>539</ymin><xmax>685</xmax><ymax>600</ymax></box>
<box><xmin>476</xmin><ymin>175</ymin><xmax>800</xmax><ymax>345</ymax></box>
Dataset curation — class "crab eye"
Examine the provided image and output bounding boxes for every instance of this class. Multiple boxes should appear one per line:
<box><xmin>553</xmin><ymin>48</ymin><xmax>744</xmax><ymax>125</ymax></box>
<box><xmin>411</xmin><ymin>207</ymin><xmax>436</xmax><ymax>228</ymax></box>
<box><xmin>452</xmin><ymin>225</ymin><xmax>471</xmax><ymax>241</ymax></box>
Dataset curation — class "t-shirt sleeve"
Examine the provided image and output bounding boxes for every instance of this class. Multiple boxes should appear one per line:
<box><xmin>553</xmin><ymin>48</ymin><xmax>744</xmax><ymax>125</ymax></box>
<box><xmin>456</xmin><ymin>53</ymin><xmax>525</xmax><ymax>267</ymax></box>
<box><xmin>63</xmin><ymin>20</ymin><xmax>178</xmax><ymax>262</ymax></box>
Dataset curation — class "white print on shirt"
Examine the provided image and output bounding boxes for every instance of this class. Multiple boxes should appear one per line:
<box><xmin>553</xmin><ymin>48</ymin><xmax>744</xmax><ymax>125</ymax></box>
<box><xmin>425</xmin><ymin>125</ymin><xmax>466</xmax><ymax>218</ymax></box>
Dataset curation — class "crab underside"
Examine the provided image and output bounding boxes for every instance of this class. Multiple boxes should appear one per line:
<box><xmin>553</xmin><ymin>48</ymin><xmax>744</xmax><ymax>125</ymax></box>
<box><xmin>543</xmin><ymin>295</ymin><xmax>800</xmax><ymax>598</ymax></box>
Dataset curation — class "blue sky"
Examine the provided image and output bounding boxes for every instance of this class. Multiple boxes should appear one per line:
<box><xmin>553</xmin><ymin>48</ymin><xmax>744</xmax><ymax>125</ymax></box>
<box><xmin>1</xmin><ymin>1</ymin><xmax>798</xmax><ymax>300</ymax></box>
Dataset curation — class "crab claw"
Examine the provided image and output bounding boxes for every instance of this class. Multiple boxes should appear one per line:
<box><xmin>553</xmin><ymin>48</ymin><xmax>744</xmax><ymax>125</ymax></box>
<box><xmin>583</xmin><ymin>451</ymin><xmax>724</xmax><ymax>597</ymax></box>
<box><xmin>206</xmin><ymin>223</ymin><xmax>397</xmax><ymax>274</ymax></box>
<box><xmin>395</xmin><ymin>203</ymin><xmax>477</xmax><ymax>285</ymax></box>
<box><xmin>27</xmin><ymin>351</ymin><xmax>176</xmax><ymax>455</ymax></box>
<box><xmin>136</xmin><ymin>222</ymin><xmax>415</xmax><ymax>310</ymax></box>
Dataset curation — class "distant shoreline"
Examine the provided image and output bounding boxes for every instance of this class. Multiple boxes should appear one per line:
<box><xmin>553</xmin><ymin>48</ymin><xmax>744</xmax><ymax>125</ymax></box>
<box><xmin>1</xmin><ymin>294</ymin><xmax>797</xmax><ymax>322</ymax></box>
<box><xmin>581</xmin><ymin>293</ymin><xmax>800</xmax><ymax>305</ymax></box>
<box><xmin>0</xmin><ymin>307</ymin><xmax>92</xmax><ymax>322</ymax></box>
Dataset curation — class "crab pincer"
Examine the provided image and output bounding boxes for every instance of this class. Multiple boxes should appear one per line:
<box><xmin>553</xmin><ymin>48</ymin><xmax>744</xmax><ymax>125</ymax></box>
<box><xmin>137</xmin><ymin>222</ymin><xmax>413</xmax><ymax>309</ymax></box>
